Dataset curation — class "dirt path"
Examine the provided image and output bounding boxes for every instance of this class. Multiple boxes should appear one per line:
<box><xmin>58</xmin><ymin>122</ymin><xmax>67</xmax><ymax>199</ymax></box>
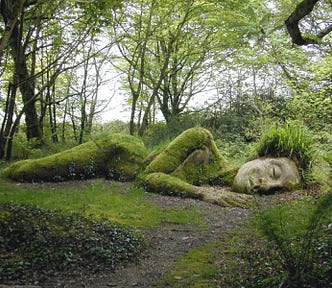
<box><xmin>43</xmin><ymin>192</ymin><xmax>252</xmax><ymax>288</ymax></box>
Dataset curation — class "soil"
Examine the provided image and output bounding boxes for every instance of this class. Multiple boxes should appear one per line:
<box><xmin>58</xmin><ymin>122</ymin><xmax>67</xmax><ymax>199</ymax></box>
<box><xmin>4</xmin><ymin>180</ymin><xmax>308</xmax><ymax>288</ymax></box>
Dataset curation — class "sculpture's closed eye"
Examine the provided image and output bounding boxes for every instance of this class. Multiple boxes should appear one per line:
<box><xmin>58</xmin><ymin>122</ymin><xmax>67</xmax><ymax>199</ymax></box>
<box><xmin>267</xmin><ymin>164</ymin><xmax>281</xmax><ymax>179</ymax></box>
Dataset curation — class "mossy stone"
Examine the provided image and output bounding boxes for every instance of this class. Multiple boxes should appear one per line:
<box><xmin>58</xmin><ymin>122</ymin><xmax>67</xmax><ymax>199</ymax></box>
<box><xmin>3</xmin><ymin>134</ymin><xmax>147</xmax><ymax>182</ymax></box>
<box><xmin>144</xmin><ymin>127</ymin><xmax>235</xmax><ymax>185</ymax></box>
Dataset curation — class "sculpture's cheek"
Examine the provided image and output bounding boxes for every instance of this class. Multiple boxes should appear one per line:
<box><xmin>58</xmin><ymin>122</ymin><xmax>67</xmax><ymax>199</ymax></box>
<box><xmin>247</xmin><ymin>175</ymin><xmax>269</xmax><ymax>193</ymax></box>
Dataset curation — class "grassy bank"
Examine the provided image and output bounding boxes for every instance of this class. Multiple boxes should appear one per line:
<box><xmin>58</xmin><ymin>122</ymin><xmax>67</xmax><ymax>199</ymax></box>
<box><xmin>0</xmin><ymin>178</ymin><xmax>204</xmax><ymax>228</ymax></box>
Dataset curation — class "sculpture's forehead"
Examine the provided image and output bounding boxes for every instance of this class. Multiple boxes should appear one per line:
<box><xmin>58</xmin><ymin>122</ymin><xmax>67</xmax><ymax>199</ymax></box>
<box><xmin>241</xmin><ymin>157</ymin><xmax>295</xmax><ymax>170</ymax></box>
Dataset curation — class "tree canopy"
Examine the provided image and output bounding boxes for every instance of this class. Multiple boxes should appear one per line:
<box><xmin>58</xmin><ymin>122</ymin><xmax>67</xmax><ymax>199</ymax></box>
<box><xmin>0</xmin><ymin>0</ymin><xmax>331</xmax><ymax>159</ymax></box>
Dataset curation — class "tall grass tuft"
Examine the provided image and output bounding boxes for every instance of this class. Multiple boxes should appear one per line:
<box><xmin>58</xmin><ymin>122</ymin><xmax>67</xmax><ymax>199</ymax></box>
<box><xmin>255</xmin><ymin>121</ymin><xmax>316</xmax><ymax>184</ymax></box>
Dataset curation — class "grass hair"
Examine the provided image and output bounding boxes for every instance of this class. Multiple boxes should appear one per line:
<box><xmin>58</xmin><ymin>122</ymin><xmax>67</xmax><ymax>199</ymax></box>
<box><xmin>254</xmin><ymin>121</ymin><xmax>315</xmax><ymax>184</ymax></box>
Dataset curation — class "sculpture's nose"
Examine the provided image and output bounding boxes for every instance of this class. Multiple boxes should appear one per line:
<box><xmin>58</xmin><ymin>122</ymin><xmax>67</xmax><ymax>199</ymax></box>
<box><xmin>251</xmin><ymin>177</ymin><xmax>281</xmax><ymax>194</ymax></box>
<box><xmin>250</xmin><ymin>177</ymin><xmax>266</xmax><ymax>192</ymax></box>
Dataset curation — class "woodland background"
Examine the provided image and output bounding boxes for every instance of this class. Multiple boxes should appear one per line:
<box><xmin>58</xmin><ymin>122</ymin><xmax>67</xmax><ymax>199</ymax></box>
<box><xmin>1</xmin><ymin>1</ymin><xmax>332</xmax><ymax>287</ymax></box>
<box><xmin>0</xmin><ymin>0</ymin><xmax>331</xmax><ymax>161</ymax></box>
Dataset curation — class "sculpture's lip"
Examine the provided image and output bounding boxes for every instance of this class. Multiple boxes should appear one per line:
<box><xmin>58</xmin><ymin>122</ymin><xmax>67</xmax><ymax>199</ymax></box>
<box><xmin>252</xmin><ymin>185</ymin><xmax>287</xmax><ymax>195</ymax></box>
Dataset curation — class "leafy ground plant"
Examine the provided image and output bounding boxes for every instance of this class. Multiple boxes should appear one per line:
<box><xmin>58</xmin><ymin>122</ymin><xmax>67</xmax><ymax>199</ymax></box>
<box><xmin>0</xmin><ymin>202</ymin><xmax>146</xmax><ymax>285</ymax></box>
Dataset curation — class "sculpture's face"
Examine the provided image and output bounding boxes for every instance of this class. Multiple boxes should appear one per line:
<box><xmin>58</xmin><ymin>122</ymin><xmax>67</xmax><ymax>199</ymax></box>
<box><xmin>233</xmin><ymin>158</ymin><xmax>301</xmax><ymax>194</ymax></box>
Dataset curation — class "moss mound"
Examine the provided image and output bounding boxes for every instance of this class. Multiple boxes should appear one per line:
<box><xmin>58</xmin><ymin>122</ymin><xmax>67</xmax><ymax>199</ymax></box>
<box><xmin>145</xmin><ymin>127</ymin><xmax>237</xmax><ymax>186</ymax></box>
<box><xmin>3</xmin><ymin>134</ymin><xmax>147</xmax><ymax>182</ymax></box>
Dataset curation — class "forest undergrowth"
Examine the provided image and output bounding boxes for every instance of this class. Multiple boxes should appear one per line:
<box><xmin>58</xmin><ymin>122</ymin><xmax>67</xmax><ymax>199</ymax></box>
<box><xmin>0</xmin><ymin>178</ymin><xmax>331</xmax><ymax>288</ymax></box>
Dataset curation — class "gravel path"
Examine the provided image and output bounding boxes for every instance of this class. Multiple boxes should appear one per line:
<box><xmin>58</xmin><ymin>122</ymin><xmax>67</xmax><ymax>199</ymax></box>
<box><xmin>43</xmin><ymin>192</ymin><xmax>253</xmax><ymax>288</ymax></box>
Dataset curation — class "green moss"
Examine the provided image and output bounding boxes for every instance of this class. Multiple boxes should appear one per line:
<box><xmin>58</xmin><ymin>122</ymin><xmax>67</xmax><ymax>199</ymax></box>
<box><xmin>142</xmin><ymin>128</ymin><xmax>253</xmax><ymax>208</ymax></box>
<box><xmin>0</xmin><ymin>179</ymin><xmax>205</xmax><ymax>228</ymax></box>
<box><xmin>144</xmin><ymin>127</ymin><xmax>231</xmax><ymax>185</ymax></box>
<box><xmin>145</xmin><ymin>128</ymin><xmax>216</xmax><ymax>175</ymax></box>
<box><xmin>211</xmin><ymin>164</ymin><xmax>240</xmax><ymax>186</ymax></box>
<box><xmin>157</xmin><ymin>241</ymin><xmax>222</xmax><ymax>288</ymax></box>
<box><xmin>144</xmin><ymin>172</ymin><xmax>199</xmax><ymax>199</ymax></box>
<box><xmin>143</xmin><ymin>173</ymin><xmax>253</xmax><ymax>208</ymax></box>
<box><xmin>3</xmin><ymin>134</ymin><xmax>147</xmax><ymax>182</ymax></box>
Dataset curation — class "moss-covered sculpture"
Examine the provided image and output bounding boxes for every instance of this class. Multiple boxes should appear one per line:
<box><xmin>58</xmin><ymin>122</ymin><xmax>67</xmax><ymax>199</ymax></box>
<box><xmin>4</xmin><ymin>127</ymin><xmax>253</xmax><ymax>207</ymax></box>
<box><xmin>3</xmin><ymin>134</ymin><xmax>147</xmax><ymax>182</ymax></box>
<box><xmin>143</xmin><ymin>127</ymin><xmax>253</xmax><ymax>208</ymax></box>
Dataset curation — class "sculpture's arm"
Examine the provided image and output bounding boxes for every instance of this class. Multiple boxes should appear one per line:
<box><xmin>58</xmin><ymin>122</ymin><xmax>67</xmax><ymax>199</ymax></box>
<box><xmin>143</xmin><ymin>172</ymin><xmax>253</xmax><ymax>208</ymax></box>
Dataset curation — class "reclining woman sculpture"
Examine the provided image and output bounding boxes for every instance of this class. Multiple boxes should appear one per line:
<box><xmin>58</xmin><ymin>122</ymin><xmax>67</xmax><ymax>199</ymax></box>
<box><xmin>4</xmin><ymin>127</ymin><xmax>302</xmax><ymax>208</ymax></box>
<box><xmin>142</xmin><ymin>127</ymin><xmax>301</xmax><ymax>206</ymax></box>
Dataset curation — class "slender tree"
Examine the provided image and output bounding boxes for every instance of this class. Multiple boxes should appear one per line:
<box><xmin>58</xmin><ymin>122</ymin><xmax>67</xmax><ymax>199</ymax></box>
<box><xmin>0</xmin><ymin>0</ymin><xmax>121</xmax><ymax>159</ymax></box>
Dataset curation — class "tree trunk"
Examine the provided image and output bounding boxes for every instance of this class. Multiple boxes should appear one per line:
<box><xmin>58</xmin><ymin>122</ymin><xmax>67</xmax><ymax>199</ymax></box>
<box><xmin>0</xmin><ymin>82</ymin><xmax>17</xmax><ymax>159</ymax></box>
<box><xmin>129</xmin><ymin>91</ymin><xmax>139</xmax><ymax>135</ymax></box>
<box><xmin>3</xmin><ymin>94</ymin><xmax>27</xmax><ymax>161</ymax></box>
<box><xmin>285</xmin><ymin>0</ymin><xmax>321</xmax><ymax>45</ymax></box>
<box><xmin>18</xmin><ymin>62</ymin><xmax>42</xmax><ymax>141</ymax></box>
<box><xmin>9</xmin><ymin>16</ymin><xmax>42</xmax><ymax>141</ymax></box>
<box><xmin>138</xmin><ymin>93</ymin><xmax>155</xmax><ymax>136</ymax></box>
<box><xmin>71</xmin><ymin>104</ymin><xmax>78</xmax><ymax>143</ymax></box>
<box><xmin>49</xmin><ymin>83</ymin><xmax>59</xmax><ymax>143</ymax></box>
<box><xmin>0</xmin><ymin>0</ymin><xmax>25</xmax><ymax>62</ymax></box>
<box><xmin>61</xmin><ymin>98</ymin><xmax>69</xmax><ymax>143</ymax></box>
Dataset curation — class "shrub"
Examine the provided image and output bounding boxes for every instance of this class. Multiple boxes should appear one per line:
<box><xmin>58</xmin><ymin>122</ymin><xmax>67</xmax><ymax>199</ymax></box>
<box><xmin>220</xmin><ymin>194</ymin><xmax>332</xmax><ymax>287</ymax></box>
<box><xmin>0</xmin><ymin>202</ymin><xmax>146</xmax><ymax>284</ymax></box>
<box><xmin>215</xmin><ymin>136</ymin><xmax>256</xmax><ymax>165</ymax></box>
<box><xmin>10</xmin><ymin>134</ymin><xmax>43</xmax><ymax>160</ymax></box>
<box><xmin>323</xmin><ymin>152</ymin><xmax>332</xmax><ymax>188</ymax></box>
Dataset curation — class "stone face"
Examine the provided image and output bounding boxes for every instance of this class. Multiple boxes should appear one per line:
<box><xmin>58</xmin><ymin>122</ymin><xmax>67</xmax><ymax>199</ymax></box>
<box><xmin>232</xmin><ymin>157</ymin><xmax>301</xmax><ymax>194</ymax></box>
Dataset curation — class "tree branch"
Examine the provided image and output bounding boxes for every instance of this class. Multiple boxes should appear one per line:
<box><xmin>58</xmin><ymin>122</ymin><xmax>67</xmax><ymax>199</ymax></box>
<box><xmin>284</xmin><ymin>0</ymin><xmax>325</xmax><ymax>45</ymax></box>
